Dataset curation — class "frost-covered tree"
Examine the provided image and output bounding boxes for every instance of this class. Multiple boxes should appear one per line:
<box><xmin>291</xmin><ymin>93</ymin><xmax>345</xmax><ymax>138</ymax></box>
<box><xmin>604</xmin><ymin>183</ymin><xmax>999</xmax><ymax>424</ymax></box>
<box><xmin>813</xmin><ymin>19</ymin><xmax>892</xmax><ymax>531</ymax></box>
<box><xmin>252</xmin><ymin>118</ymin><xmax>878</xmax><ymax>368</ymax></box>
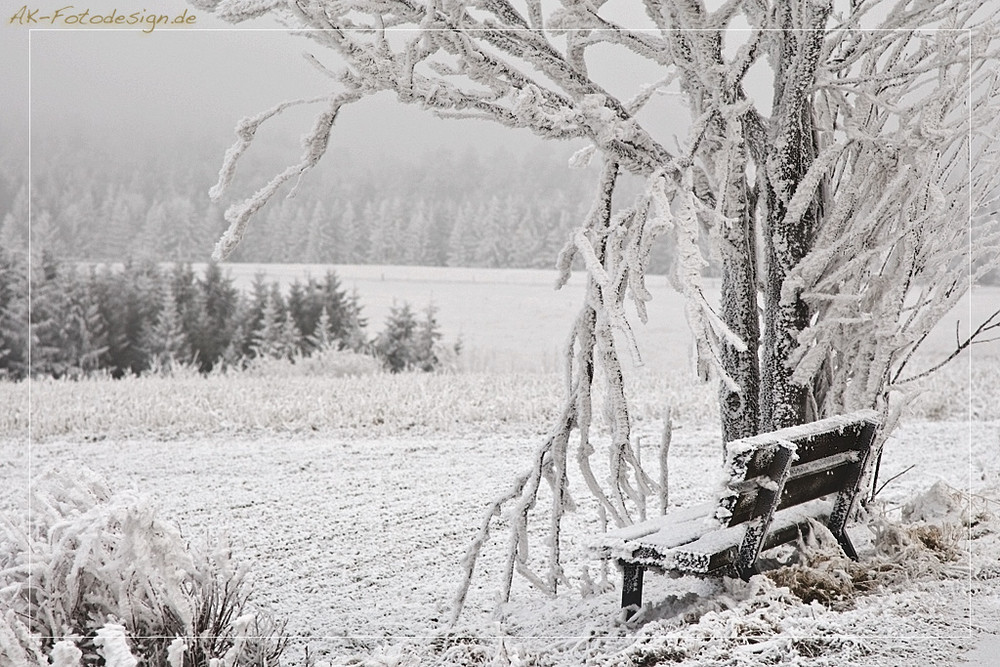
<box><xmin>373</xmin><ymin>301</ymin><xmax>445</xmax><ymax>371</ymax></box>
<box><xmin>307</xmin><ymin>306</ymin><xmax>336</xmax><ymax>349</ymax></box>
<box><xmin>0</xmin><ymin>248</ymin><xmax>29</xmax><ymax>379</ymax></box>
<box><xmin>402</xmin><ymin>200</ymin><xmax>432</xmax><ymax>265</ymax></box>
<box><xmin>29</xmin><ymin>255</ymin><xmax>108</xmax><ymax>379</ymax></box>
<box><xmin>338</xmin><ymin>200</ymin><xmax>364</xmax><ymax>263</ymax></box>
<box><xmin>373</xmin><ymin>301</ymin><xmax>419</xmax><ymax>372</ymax></box>
<box><xmin>146</xmin><ymin>281</ymin><xmax>191</xmax><ymax>370</ymax></box>
<box><xmin>0</xmin><ymin>185</ymin><xmax>29</xmax><ymax>252</ymax></box>
<box><xmin>252</xmin><ymin>290</ymin><xmax>302</xmax><ymax>360</ymax></box>
<box><xmin>446</xmin><ymin>201</ymin><xmax>479</xmax><ymax>266</ymax></box>
<box><xmin>414</xmin><ymin>303</ymin><xmax>443</xmax><ymax>371</ymax></box>
<box><xmin>188</xmin><ymin>262</ymin><xmax>241</xmax><ymax>371</ymax></box>
<box><xmin>196</xmin><ymin>0</ymin><xmax>1000</xmax><ymax>615</ymax></box>
<box><xmin>305</xmin><ymin>201</ymin><xmax>335</xmax><ymax>263</ymax></box>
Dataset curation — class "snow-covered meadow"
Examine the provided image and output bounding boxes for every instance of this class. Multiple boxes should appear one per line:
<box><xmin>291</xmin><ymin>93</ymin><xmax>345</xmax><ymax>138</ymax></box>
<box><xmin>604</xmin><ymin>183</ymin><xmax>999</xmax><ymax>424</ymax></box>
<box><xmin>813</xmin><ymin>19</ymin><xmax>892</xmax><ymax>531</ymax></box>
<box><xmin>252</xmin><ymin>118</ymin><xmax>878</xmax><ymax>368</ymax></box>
<box><xmin>5</xmin><ymin>393</ymin><xmax>1000</xmax><ymax>666</ymax></box>
<box><xmin>2</xmin><ymin>269</ymin><xmax>998</xmax><ymax>666</ymax></box>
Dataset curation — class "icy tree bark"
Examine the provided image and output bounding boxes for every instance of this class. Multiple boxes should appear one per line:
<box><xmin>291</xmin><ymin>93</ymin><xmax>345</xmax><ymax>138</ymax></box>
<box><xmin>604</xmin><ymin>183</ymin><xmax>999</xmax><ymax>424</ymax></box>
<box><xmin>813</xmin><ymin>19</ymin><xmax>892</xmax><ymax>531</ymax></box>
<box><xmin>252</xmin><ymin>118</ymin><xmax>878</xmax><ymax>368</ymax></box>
<box><xmin>718</xmin><ymin>136</ymin><xmax>761</xmax><ymax>442</ymax></box>
<box><xmin>664</xmin><ymin>13</ymin><xmax>761</xmax><ymax>444</ymax></box>
<box><xmin>759</xmin><ymin>3</ymin><xmax>828</xmax><ymax>431</ymax></box>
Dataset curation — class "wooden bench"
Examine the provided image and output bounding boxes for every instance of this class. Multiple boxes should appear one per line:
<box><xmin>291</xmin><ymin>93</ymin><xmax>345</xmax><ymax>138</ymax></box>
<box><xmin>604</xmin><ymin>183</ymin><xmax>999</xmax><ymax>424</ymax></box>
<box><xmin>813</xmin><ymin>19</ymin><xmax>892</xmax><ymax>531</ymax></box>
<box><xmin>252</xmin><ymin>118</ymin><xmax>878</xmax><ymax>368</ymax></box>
<box><xmin>596</xmin><ymin>410</ymin><xmax>882</xmax><ymax>616</ymax></box>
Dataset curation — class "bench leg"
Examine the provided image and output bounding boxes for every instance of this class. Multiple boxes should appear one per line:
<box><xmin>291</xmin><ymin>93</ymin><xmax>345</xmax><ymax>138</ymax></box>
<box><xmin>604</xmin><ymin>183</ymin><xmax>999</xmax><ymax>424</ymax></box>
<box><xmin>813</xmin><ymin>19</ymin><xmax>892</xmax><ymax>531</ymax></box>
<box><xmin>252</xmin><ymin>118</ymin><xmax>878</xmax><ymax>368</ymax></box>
<box><xmin>621</xmin><ymin>562</ymin><xmax>644</xmax><ymax>616</ymax></box>
<box><xmin>735</xmin><ymin>559</ymin><xmax>760</xmax><ymax>581</ymax></box>
<box><xmin>833</xmin><ymin>528</ymin><xmax>858</xmax><ymax>560</ymax></box>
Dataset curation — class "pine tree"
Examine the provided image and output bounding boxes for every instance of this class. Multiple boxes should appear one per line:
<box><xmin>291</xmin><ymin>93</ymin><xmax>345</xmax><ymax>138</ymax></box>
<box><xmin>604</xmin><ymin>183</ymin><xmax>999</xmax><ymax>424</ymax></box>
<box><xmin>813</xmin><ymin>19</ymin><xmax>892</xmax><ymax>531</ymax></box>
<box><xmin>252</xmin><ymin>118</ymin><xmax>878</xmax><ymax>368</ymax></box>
<box><xmin>92</xmin><ymin>260</ymin><xmax>161</xmax><ymax>377</ymax></box>
<box><xmin>305</xmin><ymin>201</ymin><xmax>335</xmax><ymax>264</ymax></box>
<box><xmin>307</xmin><ymin>306</ymin><xmax>336</xmax><ymax>350</ymax></box>
<box><xmin>285</xmin><ymin>205</ymin><xmax>310</xmax><ymax>263</ymax></box>
<box><xmin>373</xmin><ymin>302</ymin><xmax>418</xmax><ymax>372</ymax></box>
<box><xmin>425</xmin><ymin>200</ymin><xmax>453</xmax><ymax>267</ymax></box>
<box><xmin>317</xmin><ymin>272</ymin><xmax>350</xmax><ymax>342</ymax></box>
<box><xmin>446</xmin><ymin>202</ymin><xmax>478</xmax><ymax>267</ymax></box>
<box><xmin>366</xmin><ymin>200</ymin><xmax>396</xmax><ymax>264</ymax></box>
<box><xmin>251</xmin><ymin>291</ymin><xmax>280</xmax><ymax>359</ymax></box>
<box><xmin>221</xmin><ymin>300</ymin><xmax>252</xmax><ymax>369</ymax></box>
<box><xmin>165</xmin><ymin>195</ymin><xmax>201</xmax><ymax>262</ymax></box>
<box><xmin>95</xmin><ymin>186</ymin><xmax>132</xmax><ymax>261</ymax></box>
<box><xmin>0</xmin><ymin>212</ymin><xmax>25</xmax><ymax>256</ymax></box>
<box><xmin>53</xmin><ymin>189</ymin><xmax>95</xmax><ymax>258</ymax></box>
<box><xmin>188</xmin><ymin>263</ymin><xmax>239</xmax><ymax>371</ymax></box>
<box><xmin>402</xmin><ymin>201</ymin><xmax>431</xmax><ymax>265</ymax></box>
<box><xmin>236</xmin><ymin>274</ymin><xmax>266</xmax><ymax>356</ymax></box>
<box><xmin>27</xmin><ymin>251</ymin><xmax>66</xmax><ymax>377</ymax></box>
<box><xmin>28</xmin><ymin>255</ymin><xmax>107</xmax><ymax>378</ymax></box>
<box><xmin>286</xmin><ymin>279</ymin><xmax>310</xmax><ymax>343</ymax></box>
<box><xmin>251</xmin><ymin>289</ymin><xmax>301</xmax><ymax>360</ymax></box>
<box><xmin>29</xmin><ymin>210</ymin><xmax>58</xmax><ymax>257</ymax></box>
<box><xmin>138</xmin><ymin>200</ymin><xmax>169</xmax><ymax>259</ymax></box>
<box><xmin>147</xmin><ymin>282</ymin><xmax>190</xmax><ymax>370</ymax></box>
<box><xmin>0</xmin><ymin>185</ymin><xmax>28</xmax><ymax>253</ymax></box>
<box><xmin>339</xmin><ymin>201</ymin><xmax>364</xmax><ymax>263</ymax></box>
<box><xmin>413</xmin><ymin>303</ymin><xmax>443</xmax><ymax>372</ymax></box>
<box><xmin>276</xmin><ymin>310</ymin><xmax>303</xmax><ymax>360</ymax></box>
<box><xmin>509</xmin><ymin>204</ymin><xmax>547</xmax><ymax>269</ymax></box>
<box><xmin>0</xmin><ymin>247</ymin><xmax>29</xmax><ymax>379</ymax></box>
<box><xmin>342</xmin><ymin>289</ymin><xmax>368</xmax><ymax>352</ymax></box>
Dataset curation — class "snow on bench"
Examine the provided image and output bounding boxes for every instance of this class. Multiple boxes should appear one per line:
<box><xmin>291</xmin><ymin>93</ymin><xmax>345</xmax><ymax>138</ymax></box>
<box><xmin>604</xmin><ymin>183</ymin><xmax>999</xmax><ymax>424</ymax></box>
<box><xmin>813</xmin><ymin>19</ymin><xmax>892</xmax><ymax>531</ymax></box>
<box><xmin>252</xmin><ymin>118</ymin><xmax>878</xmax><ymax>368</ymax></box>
<box><xmin>595</xmin><ymin>410</ymin><xmax>882</xmax><ymax>616</ymax></box>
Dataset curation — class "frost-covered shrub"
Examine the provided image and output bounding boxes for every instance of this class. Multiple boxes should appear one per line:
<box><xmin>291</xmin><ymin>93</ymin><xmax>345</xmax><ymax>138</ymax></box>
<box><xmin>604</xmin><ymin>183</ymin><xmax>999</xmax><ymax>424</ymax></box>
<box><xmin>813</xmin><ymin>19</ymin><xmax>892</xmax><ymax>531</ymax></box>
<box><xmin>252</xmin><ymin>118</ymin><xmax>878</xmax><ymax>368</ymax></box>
<box><xmin>241</xmin><ymin>345</ymin><xmax>382</xmax><ymax>379</ymax></box>
<box><xmin>0</xmin><ymin>468</ymin><xmax>287</xmax><ymax>666</ymax></box>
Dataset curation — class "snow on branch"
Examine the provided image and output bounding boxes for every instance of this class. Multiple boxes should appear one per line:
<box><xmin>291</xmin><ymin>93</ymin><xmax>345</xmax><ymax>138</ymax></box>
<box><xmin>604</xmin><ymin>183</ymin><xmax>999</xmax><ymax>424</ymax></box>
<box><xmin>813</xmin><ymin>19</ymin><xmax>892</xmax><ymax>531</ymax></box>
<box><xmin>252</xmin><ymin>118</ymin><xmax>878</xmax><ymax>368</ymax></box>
<box><xmin>788</xmin><ymin>17</ymin><xmax>1000</xmax><ymax>412</ymax></box>
<box><xmin>212</xmin><ymin>92</ymin><xmax>361</xmax><ymax>261</ymax></box>
<box><xmin>208</xmin><ymin>95</ymin><xmax>333</xmax><ymax>203</ymax></box>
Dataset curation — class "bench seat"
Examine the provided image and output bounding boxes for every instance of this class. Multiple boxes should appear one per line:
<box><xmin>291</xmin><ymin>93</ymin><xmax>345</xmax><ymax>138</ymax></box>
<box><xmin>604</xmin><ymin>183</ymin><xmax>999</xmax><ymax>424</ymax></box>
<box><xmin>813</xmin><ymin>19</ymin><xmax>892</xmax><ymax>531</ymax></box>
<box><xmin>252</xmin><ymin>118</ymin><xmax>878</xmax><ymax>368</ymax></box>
<box><xmin>599</xmin><ymin>497</ymin><xmax>833</xmax><ymax>576</ymax></box>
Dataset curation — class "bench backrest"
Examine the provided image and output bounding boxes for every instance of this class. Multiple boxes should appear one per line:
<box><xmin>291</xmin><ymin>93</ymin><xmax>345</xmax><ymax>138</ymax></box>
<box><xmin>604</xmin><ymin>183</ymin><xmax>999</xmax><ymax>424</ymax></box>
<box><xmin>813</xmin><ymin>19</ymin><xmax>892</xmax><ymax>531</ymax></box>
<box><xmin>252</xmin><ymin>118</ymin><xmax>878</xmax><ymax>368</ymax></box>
<box><xmin>715</xmin><ymin>410</ymin><xmax>881</xmax><ymax>574</ymax></box>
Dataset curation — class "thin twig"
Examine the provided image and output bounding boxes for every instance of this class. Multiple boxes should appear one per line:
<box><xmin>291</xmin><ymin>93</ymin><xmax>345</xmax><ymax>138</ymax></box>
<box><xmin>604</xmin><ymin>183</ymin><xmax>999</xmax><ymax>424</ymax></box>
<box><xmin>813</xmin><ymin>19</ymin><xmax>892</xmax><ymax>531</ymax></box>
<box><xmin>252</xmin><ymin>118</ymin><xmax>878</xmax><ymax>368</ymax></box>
<box><xmin>896</xmin><ymin>308</ymin><xmax>1000</xmax><ymax>385</ymax></box>
<box><xmin>873</xmin><ymin>464</ymin><xmax>917</xmax><ymax>498</ymax></box>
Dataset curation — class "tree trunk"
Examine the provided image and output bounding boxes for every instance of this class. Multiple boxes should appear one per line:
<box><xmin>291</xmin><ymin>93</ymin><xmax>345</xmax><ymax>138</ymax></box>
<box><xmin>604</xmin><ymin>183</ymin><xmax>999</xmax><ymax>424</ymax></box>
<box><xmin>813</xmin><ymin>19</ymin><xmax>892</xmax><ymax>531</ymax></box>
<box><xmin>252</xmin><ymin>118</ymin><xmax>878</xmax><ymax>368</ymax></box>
<box><xmin>760</xmin><ymin>4</ymin><xmax>829</xmax><ymax>431</ymax></box>
<box><xmin>719</xmin><ymin>169</ymin><xmax>760</xmax><ymax>442</ymax></box>
<box><xmin>666</xmin><ymin>22</ymin><xmax>761</xmax><ymax>444</ymax></box>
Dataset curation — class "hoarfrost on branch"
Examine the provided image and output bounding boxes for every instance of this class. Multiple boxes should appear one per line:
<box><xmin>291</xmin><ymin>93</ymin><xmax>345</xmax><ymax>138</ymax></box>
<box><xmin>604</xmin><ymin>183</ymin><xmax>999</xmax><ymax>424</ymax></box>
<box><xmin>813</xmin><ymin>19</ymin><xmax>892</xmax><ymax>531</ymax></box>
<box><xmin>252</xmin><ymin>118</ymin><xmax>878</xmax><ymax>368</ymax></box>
<box><xmin>198</xmin><ymin>0</ymin><xmax>1000</xmax><ymax>619</ymax></box>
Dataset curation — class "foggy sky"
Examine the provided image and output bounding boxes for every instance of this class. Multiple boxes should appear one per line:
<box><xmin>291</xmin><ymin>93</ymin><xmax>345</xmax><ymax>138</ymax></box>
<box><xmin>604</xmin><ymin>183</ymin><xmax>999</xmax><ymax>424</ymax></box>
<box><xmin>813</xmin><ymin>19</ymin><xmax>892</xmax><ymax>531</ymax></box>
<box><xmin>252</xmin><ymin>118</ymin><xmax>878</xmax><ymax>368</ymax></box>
<box><xmin>5</xmin><ymin>4</ymin><xmax>557</xmax><ymax>170</ymax></box>
<box><xmin>3</xmin><ymin>0</ymin><xmax>702</xmax><ymax>183</ymax></box>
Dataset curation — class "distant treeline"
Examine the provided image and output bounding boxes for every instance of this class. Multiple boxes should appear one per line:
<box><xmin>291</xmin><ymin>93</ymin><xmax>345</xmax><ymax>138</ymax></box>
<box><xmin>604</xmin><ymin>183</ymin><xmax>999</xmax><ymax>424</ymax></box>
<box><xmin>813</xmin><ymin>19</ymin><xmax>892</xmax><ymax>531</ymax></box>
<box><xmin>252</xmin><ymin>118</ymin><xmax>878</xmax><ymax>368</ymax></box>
<box><xmin>0</xmin><ymin>249</ymin><xmax>449</xmax><ymax>381</ymax></box>
<box><xmin>0</xmin><ymin>138</ymin><xmax>674</xmax><ymax>272</ymax></box>
<box><xmin>4</xmin><ymin>135</ymin><xmax>997</xmax><ymax>284</ymax></box>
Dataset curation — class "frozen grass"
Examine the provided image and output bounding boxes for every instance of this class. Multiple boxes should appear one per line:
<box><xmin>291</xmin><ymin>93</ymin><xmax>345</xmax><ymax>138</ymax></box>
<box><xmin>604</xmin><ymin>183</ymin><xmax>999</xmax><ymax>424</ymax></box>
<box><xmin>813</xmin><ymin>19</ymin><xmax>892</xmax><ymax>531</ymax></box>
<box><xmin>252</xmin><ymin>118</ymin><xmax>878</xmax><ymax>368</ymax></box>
<box><xmin>2</xmin><ymin>368</ymin><xmax>725</xmax><ymax>443</ymax></box>
<box><xmin>2</xmin><ymin>350</ymin><xmax>996</xmax><ymax>444</ymax></box>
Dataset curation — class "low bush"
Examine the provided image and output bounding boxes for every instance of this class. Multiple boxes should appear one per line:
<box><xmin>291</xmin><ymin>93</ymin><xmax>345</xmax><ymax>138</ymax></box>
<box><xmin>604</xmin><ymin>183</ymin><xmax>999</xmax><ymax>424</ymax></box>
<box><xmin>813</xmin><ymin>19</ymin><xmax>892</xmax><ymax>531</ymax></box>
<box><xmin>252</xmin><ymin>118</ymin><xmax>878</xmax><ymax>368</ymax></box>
<box><xmin>241</xmin><ymin>345</ymin><xmax>382</xmax><ymax>379</ymax></box>
<box><xmin>0</xmin><ymin>468</ymin><xmax>287</xmax><ymax>666</ymax></box>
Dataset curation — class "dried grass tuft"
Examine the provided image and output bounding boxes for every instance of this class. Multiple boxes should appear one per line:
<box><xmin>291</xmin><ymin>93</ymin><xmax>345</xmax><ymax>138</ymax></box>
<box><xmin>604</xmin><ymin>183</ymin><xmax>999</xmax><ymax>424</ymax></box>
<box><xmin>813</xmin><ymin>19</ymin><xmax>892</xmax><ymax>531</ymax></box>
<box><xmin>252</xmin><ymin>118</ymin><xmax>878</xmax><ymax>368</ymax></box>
<box><xmin>766</xmin><ymin>500</ymin><xmax>968</xmax><ymax>610</ymax></box>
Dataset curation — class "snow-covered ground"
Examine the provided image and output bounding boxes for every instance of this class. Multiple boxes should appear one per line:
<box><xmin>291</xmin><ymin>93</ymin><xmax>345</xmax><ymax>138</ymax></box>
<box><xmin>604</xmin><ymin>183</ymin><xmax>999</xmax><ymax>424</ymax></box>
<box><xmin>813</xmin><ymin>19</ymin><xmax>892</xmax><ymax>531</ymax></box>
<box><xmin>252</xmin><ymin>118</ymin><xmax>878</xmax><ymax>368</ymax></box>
<box><xmin>4</xmin><ymin>417</ymin><xmax>998</xmax><ymax>666</ymax></box>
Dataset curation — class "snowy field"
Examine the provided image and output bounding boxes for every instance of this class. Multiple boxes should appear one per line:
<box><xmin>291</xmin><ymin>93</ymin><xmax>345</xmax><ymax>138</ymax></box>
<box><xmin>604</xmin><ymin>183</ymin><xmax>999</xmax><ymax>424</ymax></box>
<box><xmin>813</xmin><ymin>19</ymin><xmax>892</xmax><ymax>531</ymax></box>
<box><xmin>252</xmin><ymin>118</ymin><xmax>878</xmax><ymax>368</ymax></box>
<box><xmin>2</xmin><ymin>270</ymin><xmax>999</xmax><ymax>665</ymax></box>
<box><xmin>3</xmin><ymin>410</ymin><xmax>999</xmax><ymax>666</ymax></box>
